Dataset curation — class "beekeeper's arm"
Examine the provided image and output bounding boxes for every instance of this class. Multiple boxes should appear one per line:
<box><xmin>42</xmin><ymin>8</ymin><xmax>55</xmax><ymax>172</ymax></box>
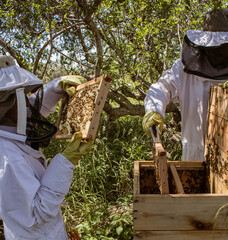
<box><xmin>39</xmin><ymin>75</ymin><xmax>93</xmax><ymax>165</ymax></box>
<box><xmin>143</xmin><ymin>59</ymin><xmax>182</xmax><ymax>136</ymax></box>
<box><xmin>29</xmin><ymin>75</ymin><xmax>87</xmax><ymax>118</ymax></box>
<box><xmin>0</xmin><ymin>141</ymin><xmax>73</xmax><ymax>227</ymax></box>
<box><xmin>0</xmin><ymin>135</ymin><xmax>92</xmax><ymax>228</ymax></box>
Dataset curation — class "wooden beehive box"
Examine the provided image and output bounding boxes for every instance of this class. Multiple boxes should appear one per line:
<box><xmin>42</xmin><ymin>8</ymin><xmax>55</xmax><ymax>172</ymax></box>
<box><xmin>55</xmin><ymin>74</ymin><xmax>112</xmax><ymax>140</ymax></box>
<box><xmin>134</xmin><ymin>86</ymin><xmax>228</xmax><ymax>240</ymax></box>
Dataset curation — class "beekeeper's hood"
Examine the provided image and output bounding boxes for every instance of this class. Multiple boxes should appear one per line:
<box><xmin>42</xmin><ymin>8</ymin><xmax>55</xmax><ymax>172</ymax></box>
<box><xmin>0</xmin><ymin>55</ymin><xmax>43</xmax><ymax>135</ymax></box>
<box><xmin>182</xmin><ymin>8</ymin><xmax>228</xmax><ymax>79</ymax></box>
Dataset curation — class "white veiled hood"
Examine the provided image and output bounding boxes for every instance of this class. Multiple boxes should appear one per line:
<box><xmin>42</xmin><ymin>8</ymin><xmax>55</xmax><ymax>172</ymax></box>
<box><xmin>186</xmin><ymin>30</ymin><xmax>228</xmax><ymax>47</ymax></box>
<box><xmin>0</xmin><ymin>57</ymin><xmax>43</xmax><ymax>135</ymax></box>
<box><xmin>0</xmin><ymin>65</ymin><xmax>42</xmax><ymax>102</ymax></box>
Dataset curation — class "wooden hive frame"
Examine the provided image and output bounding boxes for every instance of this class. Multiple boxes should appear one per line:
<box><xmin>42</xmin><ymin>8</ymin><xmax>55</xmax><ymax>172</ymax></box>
<box><xmin>55</xmin><ymin>74</ymin><xmax>112</xmax><ymax>140</ymax></box>
<box><xmin>152</xmin><ymin>142</ymin><xmax>169</xmax><ymax>194</ymax></box>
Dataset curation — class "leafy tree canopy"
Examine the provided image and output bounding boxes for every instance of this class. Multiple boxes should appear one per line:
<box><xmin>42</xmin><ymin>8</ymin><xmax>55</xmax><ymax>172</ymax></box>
<box><xmin>0</xmin><ymin>0</ymin><xmax>226</xmax><ymax>121</ymax></box>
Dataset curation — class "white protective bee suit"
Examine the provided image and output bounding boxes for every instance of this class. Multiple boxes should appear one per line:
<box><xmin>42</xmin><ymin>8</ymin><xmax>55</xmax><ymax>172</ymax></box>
<box><xmin>0</xmin><ymin>61</ymin><xmax>75</xmax><ymax>239</ymax></box>
<box><xmin>144</xmin><ymin>29</ymin><xmax>228</xmax><ymax>162</ymax></box>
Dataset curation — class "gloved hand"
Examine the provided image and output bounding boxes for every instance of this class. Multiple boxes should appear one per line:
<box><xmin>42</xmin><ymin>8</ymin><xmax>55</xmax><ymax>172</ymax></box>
<box><xmin>61</xmin><ymin>132</ymin><xmax>93</xmax><ymax>165</ymax></box>
<box><xmin>142</xmin><ymin>111</ymin><xmax>164</xmax><ymax>137</ymax></box>
<box><xmin>59</xmin><ymin>75</ymin><xmax>87</xmax><ymax>96</ymax></box>
<box><xmin>218</xmin><ymin>81</ymin><xmax>228</xmax><ymax>89</ymax></box>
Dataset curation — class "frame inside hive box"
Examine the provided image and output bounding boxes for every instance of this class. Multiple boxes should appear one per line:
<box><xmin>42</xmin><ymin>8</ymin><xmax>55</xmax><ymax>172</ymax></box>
<box><xmin>55</xmin><ymin>74</ymin><xmax>112</xmax><ymax>140</ymax></box>
<box><xmin>134</xmin><ymin>86</ymin><xmax>228</xmax><ymax>240</ymax></box>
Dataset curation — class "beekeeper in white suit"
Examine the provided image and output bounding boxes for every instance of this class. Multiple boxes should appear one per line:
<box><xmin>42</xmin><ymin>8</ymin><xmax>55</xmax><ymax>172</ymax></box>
<box><xmin>0</xmin><ymin>55</ymin><xmax>93</xmax><ymax>239</ymax></box>
<box><xmin>143</xmin><ymin>8</ymin><xmax>228</xmax><ymax>162</ymax></box>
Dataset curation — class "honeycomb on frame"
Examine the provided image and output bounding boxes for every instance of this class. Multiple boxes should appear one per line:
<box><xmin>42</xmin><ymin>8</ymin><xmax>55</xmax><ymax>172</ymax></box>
<box><xmin>55</xmin><ymin>74</ymin><xmax>112</xmax><ymax>140</ymax></box>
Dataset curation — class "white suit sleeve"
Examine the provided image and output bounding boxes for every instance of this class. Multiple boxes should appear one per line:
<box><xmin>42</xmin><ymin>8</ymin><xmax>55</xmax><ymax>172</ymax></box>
<box><xmin>29</xmin><ymin>78</ymin><xmax>65</xmax><ymax>118</ymax></box>
<box><xmin>144</xmin><ymin>59</ymin><xmax>183</xmax><ymax>118</ymax></box>
<box><xmin>0</xmin><ymin>140</ymin><xmax>74</xmax><ymax>227</ymax></box>
<box><xmin>40</xmin><ymin>78</ymin><xmax>65</xmax><ymax>117</ymax></box>
<box><xmin>34</xmin><ymin>154</ymin><xmax>75</xmax><ymax>224</ymax></box>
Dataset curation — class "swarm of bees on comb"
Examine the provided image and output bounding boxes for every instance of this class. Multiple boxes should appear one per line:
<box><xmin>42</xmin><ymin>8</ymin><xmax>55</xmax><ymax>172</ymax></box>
<box><xmin>55</xmin><ymin>74</ymin><xmax>112</xmax><ymax>140</ymax></box>
<box><xmin>59</xmin><ymin>83</ymin><xmax>99</xmax><ymax>136</ymax></box>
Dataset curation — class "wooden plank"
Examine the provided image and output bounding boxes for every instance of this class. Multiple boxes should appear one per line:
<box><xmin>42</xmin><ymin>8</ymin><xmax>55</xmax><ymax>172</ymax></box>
<box><xmin>55</xmin><ymin>74</ymin><xmax>112</xmax><ymax>140</ymax></box>
<box><xmin>208</xmin><ymin>86</ymin><xmax>228</xmax><ymax>120</ymax></box>
<box><xmin>86</xmin><ymin>76</ymin><xmax>111</xmax><ymax>139</ymax></box>
<box><xmin>138</xmin><ymin>161</ymin><xmax>204</xmax><ymax>170</ymax></box>
<box><xmin>206</xmin><ymin>85</ymin><xmax>228</xmax><ymax>158</ymax></box>
<box><xmin>170</xmin><ymin>164</ymin><xmax>184</xmax><ymax>194</ymax></box>
<box><xmin>134</xmin><ymin>194</ymin><xmax>228</xmax><ymax>231</ymax></box>
<box><xmin>134</xmin><ymin>161</ymin><xmax>140</xmax><ymax>195</ymax></box>
<box><xmin>75</xmin><ymin>74</ymin><xmax>112</xmax><ymax>91</ymax></box>
<box><xmin>154</xmin><ymin>143</ymin><xmax>169</xmax><ymax>194</ymax></box>
<box><xmin>170</xmin><ymin>161</ymin><xmax>205</xmax><ymax>168</ymax></box>
<box><xmin>134</xmin><ymin>230</ymin><xmax>228</xmax><ymax>240</ymax></box>
<box><xmin>210</xmin><ymin>170</ymin><xmax>228</xmax><ymax>194</ymax></box>
<box><xmin>155</xmin><ymin>142</ymin><xmax>166</xmax><ymax>156</ymax></box>
<box><xmin>157</xmin><ymin>154</ymin><xmax>169</xmax><ymax>194</ymax></box>
<box><xmin>207</xmin><ymin>113</ymin><xmax>228</xmax><ymax>153</ymax></box>
<box><xmin>207</xmin><ymin>86</ymin><xmax>228</xmax><ymax>155</ymax></box>
<box><xmin>206</xmin><ymin>128</ymin><xmax>228</xmax><ymax>193</ymax></box>
<box><xmin>209</xmin><ymin>149</ymin><xmax>228</xmax><ymax>194</ymax></box>
<box><xmin>206</xmin><ymin>85</ymin><xmax>228</xmax><ymax>194</ymax></box>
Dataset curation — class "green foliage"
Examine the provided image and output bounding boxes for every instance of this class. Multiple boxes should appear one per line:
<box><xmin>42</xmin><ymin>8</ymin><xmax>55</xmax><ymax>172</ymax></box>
<box><xmin>1</xmin><ymin>0</ymin><xmax>227</xmax><ymax>91</ymax></box>
<box><xmin>42</xmin><ymin>108</ymin><xmax>182</xmax><ymax>239</ymax></box>
<box><xmin>42</xmin><ymin>113</ymin><xmax>152</xmax><ymax>239</ymax></box>
<box><xmin>162</xmin><ymin>113</ymin><xmax>182</xmax><ymax>161</ymax></box>
<box><xmin>1</xmin><ymin>0</ymin><xmax>227</xmax><ymax>121</ymax></box>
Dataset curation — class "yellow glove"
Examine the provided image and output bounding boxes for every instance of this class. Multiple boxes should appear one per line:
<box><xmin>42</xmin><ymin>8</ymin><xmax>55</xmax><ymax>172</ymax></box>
<box><xmin>61</xmin><ymin>132</ymin><xmax>93</xmax><ymax>165</ymax></box>
<box><xmin>142</xmin><ymin>111</ymin><xmax>164</xmax><ymax>137</ymax></box>
<box><xmin>218</xmin><ymin>81</ymin><xmax>228</xmax><ymax>89</ymax></box>
<box><xmin>59</xmin><ymin>75</ymin><xmax>87</xmax><ymax>96</ymax></box>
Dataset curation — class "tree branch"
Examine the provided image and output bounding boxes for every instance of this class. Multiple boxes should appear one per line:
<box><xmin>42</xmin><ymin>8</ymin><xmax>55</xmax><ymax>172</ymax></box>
<box><xmin>108</xmin><ymin>91</ymin><xmax>133</xmax><ymax>108</ymax></box>
<box><xmin>104</xmin><ymin>92</ymin><xmax>180</xmax><ymax>123</ymax></box>
<box><xmin>41</xmin><ymin>0</ymin><xmax>54</xmax><ymax>79</ymax></box>
<box><xmin>54</xmin><ymin>47</ymin><xmax>95</xmax><ymax>69</ymax></box>
<box><xmin>33</xmin><ymin>22</ymin><xmax>80</xmax><ymax>75</ymax></box>
<box><xmin>75</xmin><ymin>0</ymin><xmax>103</xmax><ymax>77</ymax></box>
<box><xmin>0</xmin><ymin>37</ymin><xmax>27</xmax><ymax>69</ymax></box>
<box><xmin>104</xmin><ymin>101</ymin><xmax>144</xmax><ymax>121</ymax></box>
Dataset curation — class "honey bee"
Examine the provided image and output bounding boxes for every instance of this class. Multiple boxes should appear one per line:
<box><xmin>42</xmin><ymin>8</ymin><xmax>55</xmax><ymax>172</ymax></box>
<box><xmin>59</xmin><ymin>83</ymin><xmax>99</xmax><ymax>136</ymax></box>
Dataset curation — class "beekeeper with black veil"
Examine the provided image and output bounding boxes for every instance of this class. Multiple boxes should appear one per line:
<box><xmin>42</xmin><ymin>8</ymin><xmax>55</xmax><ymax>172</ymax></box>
<box><xmin>143</xmin><ymin>8</ymin><xmax>228</xmax><ymax>162</ymax></box>
<box><xmin>0</xmin><ymin>55</ymin><xmax>93</xmax><ymax>239</ymax></box>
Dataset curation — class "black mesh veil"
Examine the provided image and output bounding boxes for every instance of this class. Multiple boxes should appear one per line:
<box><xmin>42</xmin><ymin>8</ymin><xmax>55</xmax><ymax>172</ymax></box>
<box><xmin>182</xmin><ymin>35</ymin><xmax>228</xmax><ymax>80</ymax></box>
<box><xmin>26</xmin><ymin>87</ymin><xmax>57</xmax><ymax>150</ymax></box>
